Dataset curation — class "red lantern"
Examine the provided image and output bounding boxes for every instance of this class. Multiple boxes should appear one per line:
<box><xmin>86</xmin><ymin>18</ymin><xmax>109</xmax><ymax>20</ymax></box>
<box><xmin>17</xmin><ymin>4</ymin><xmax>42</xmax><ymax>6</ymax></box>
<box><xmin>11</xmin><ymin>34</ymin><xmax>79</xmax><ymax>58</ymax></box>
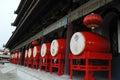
<box><xmin>83</xmin><ymin>13</ymin><xmax>103</xmax><ymax>30</ymax></box>
<box><xmin>31</xmin><ymin>41</ymin><xmax>39</xmax><ymax>46</ymax></box>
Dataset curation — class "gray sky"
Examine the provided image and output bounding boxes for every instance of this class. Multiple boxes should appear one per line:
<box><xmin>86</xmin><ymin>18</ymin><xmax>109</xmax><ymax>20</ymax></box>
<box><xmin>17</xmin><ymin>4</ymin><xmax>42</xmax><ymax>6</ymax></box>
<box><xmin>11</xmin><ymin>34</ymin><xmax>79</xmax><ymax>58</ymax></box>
<box><xmin>0</xmin><ymin>0</ymin><xmax>20</xmax><ymax>49</ymax></box>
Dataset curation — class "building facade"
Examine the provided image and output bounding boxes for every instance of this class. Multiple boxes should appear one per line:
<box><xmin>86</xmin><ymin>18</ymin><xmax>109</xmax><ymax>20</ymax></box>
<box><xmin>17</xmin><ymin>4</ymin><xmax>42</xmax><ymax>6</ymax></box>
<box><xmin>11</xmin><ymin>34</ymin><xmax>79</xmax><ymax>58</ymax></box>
<box><xmin>6</xmin><ymin>0</ymin><xmax>120</xmax><ymax>80</ymax></box>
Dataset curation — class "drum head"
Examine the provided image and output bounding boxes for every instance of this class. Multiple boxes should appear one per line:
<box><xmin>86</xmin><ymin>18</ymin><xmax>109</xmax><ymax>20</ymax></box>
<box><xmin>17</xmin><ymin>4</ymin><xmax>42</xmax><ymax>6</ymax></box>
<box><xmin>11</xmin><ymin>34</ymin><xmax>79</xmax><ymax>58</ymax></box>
<box><xmin>33</xmin><ymin>46</ymin><xmax>37</xmax><ymax>57</ymax></box>
<box><xmin>50</xmin><ymin>40</ymin><xmax>59</xmax><ymax>56</ymax></box>
<box><xmin>28</xmin><ymin>48</ymin><xmax>32</xmax><ymax>58</ymax></box>
<box><xmin>41</xmin><ymin>44</ymin><xmax>47</xmax><ymax>57</ymax></box>
<box><xmin>70</xmin><ymin>32</ymin><xmax>85</xmax><ymax>55</ymax></box>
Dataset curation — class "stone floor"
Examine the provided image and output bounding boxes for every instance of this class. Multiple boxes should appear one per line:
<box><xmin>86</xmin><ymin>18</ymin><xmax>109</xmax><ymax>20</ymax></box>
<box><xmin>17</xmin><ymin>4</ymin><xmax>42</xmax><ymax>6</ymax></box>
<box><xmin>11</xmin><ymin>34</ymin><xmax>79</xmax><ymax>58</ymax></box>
<box><xmin>0</xmin><ymin>63</ymin><xmax>108</xmax><ymax>80</ymax></box>
<box><xmin>0</xmin><ymin>64</ymin><xmax>22</xmax><ymax>80</ymax></box>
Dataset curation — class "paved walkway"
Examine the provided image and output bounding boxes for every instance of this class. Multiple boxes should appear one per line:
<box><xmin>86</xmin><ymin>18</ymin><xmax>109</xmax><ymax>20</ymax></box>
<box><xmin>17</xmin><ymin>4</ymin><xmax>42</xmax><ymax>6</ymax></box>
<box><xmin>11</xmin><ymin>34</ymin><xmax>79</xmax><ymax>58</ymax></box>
<box><xmin>0</xmin><ymin>64</ymin><xmax>22</xmax><ymax>80</ymax></box>
<box><xmin>0</xmin><ymin>63</ymin><xmax>107</xmax><ymax>80</ymax></box>
<box><xmin>0</xmin><ymin>64</ymin><xmax>70</xmax><ymax>80</ymax></box>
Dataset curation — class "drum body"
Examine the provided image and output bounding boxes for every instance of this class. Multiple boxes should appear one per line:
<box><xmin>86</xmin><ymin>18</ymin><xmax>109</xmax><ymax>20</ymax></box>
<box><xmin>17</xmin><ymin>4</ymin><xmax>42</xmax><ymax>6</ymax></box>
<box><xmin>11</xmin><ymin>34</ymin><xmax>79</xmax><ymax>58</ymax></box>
<box><xmin>50</xmin><ymin>39</ymin><xmax>66</xmax><ymax>56</ymax></box>
<box><xmin>70</xmin><ymin>32</ymin><xmax>110</xmax><ymax>55</ymax></box>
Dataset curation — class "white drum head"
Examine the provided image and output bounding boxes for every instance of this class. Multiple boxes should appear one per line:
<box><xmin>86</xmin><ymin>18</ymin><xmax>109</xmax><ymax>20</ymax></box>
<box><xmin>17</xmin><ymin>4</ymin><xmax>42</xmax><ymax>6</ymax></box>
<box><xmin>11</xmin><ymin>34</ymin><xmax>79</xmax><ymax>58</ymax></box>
<box><xmin>41</xmin><ymin>44</ymin><xmax>47</xmax><ymax>57</ymax></box>
<box><xmin>33</xmin><ymin>46</ymin><xmax>37</xmax><ymax>57</ymax></box>
<box><xmin>25</xmin><ymin>50</ymin><xmax>28</xmax><ymax>58</ymax></box>
<box><xmin>28</xmin><ymin>48</ymin><xmax>32</xmax><ymax>58</ymax></box>
<box><xmin>50</xmin><ymin>40</ymin><xmax>59</xmax><ymax>56</ymax></box>
<box><xmin>70</xmin><ymin>32</ymin><xmax>85</xmax><ymax>55</ymax></box>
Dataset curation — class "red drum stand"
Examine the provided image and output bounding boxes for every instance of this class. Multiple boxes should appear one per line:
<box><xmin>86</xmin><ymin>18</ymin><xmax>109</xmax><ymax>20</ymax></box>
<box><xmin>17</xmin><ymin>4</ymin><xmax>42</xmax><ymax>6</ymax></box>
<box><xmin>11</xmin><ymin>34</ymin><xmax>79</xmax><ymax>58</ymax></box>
<box><xmin>24</xmin><ymin>57</ymin><xmax>28</xmax><ymax>66</ymax></box>
<box><xmin>40</xmin><ymin>54</ymin><xmax>51</xmax><ymax>72</ymax></box>
<box><xmin>33</xmin><ymin>56</ymin><xmax>39</xmax><ymax>69</ymax></box>
<box><xmin>69</xmin><ymin>51</ymin><xmax>112</xmax><ymax>80</ymax></box>
<box><xmin>50</xmin><ymin>53</ymin><xmax>65</xmax><ymax>75</ymax></box>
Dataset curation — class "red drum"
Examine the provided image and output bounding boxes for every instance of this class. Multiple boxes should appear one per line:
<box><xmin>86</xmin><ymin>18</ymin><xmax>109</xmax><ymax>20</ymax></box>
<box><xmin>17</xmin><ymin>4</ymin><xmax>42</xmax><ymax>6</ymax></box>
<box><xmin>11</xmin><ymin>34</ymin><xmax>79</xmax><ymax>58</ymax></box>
<box><xmin>50</xmin><ymin>39</ymin><xmax>66</xmax><ymax>56</ymax></box>
<box><xmin>41</xmin><ymin>43</ymin><xmax>51</xmax><ymax>57</ymax></box>
<box><xmin>50</xmin><ymin>39</ymin><xmax>66</xmax><ymax>75</ymax></box>
<box><xmin>70</xmin><ymin>32</ymin><xmax>110</xmax><ymax>55</ymax></box>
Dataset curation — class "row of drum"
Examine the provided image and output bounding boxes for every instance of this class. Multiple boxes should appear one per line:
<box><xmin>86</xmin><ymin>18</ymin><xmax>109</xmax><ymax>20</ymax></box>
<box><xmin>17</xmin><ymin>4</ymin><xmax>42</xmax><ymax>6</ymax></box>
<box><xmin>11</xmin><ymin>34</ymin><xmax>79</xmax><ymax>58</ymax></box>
<box><xmin>10</xmin><ymin>32</ymin><xmax>111</xmax><ymax>78</ymax></box>
<box><xmin>10</xmin><ymin>38</ymin><xmax>66</xmax><ymax>60</ymax></box>
<box><xmin>10</xmin><ymin>38</ymin><xmax>66</xmax><ymax>76</ymax></box>
<box><xmin>10</xmin><ymin>31</ymin><xmax>110</xmax><ymax>59</ymax></box>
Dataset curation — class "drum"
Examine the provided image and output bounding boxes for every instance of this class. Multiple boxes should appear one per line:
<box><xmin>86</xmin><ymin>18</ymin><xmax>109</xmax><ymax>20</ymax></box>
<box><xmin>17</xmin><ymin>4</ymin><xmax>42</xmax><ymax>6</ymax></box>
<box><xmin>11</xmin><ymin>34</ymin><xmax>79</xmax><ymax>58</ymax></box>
<box><xmin>50</xmin><ymin>39</ymin><xmax>66</xmax><ymax>56</ymax></box>
<box><xmin>70</xmin><ymin>32</ymin><xmax>110</xmax><ymax>55</ymax></box>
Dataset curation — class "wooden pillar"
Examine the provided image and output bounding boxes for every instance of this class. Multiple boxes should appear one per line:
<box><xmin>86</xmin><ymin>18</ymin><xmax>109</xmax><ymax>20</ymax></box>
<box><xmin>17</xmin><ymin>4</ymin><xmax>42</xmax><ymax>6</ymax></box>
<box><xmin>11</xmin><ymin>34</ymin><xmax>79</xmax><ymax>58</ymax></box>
<box><xmin>64</xmin><ymin>22</ymin><xmax>74</xmax><ymax>74</ymax></box>
<box><xmin>21</xmin><ymin>47</ymin><xmax>25</xmax><ymax>65</ymax></box>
